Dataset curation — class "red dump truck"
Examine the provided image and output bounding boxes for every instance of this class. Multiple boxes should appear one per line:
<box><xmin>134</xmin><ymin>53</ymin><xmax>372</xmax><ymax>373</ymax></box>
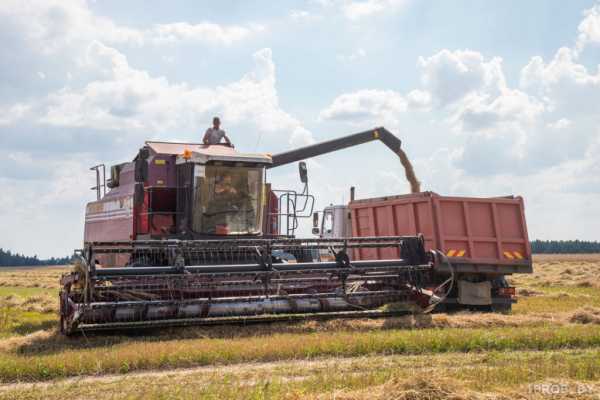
<box><xmin>314</xmin><ymin>191</ymin><xmax>532</xmax><ymax>311</ymax></box>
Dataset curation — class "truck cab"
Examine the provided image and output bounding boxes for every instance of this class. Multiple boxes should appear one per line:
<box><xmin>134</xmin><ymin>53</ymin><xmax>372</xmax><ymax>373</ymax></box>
<box><xmin>313</xmin><ymin>204</ymin><xmax>351</xmax><ymax>239</ymax></box>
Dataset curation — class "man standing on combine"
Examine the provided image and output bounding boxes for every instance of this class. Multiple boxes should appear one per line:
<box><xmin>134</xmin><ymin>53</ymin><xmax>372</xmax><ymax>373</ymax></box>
<box><xmin>203</xmin><ymin>116</ymin><xmax>234</xmax><ymax>146</ymax></box>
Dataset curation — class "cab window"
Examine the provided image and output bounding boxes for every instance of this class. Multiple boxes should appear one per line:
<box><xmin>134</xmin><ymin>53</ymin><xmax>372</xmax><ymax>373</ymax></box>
<box><xmin>323</xmin><ymin>210</ymin><xmax>334</xmax><ymax>234</ymax></box>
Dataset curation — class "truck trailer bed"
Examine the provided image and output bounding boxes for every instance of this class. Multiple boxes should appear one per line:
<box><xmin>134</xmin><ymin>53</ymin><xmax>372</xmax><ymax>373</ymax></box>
<box><xmin>349</xmin><ymin>192</ymin><xmax>532</xmax><ymax>274</ymax></box>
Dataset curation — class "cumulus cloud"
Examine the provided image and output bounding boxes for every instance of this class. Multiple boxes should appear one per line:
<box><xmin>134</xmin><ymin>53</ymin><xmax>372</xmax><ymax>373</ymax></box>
<box><xmin>405</xmin><ymin>90</ymin><xmax>432</xmax><ymax>110</ymax></box>
<box><xmin>312</xmin><ymin>0</ymin><xmax>409</xmax><ymax>20</ymax></box>
<box><xmin>289</xmin><ymin>127</ymin><xmax>316</xmax><ymax>147</ymax></box>
<box><xmin>576</xmin><ymin>2</ymin><xmax>600</xmax><ymax>51</ymax></box>
<box><xmin>0</xmin><ymin>0</ymin><xmax>143</xmax><ymax>54</ymax></box>
<box><xmin>0</xmin><ymin>0</ymin><xmax>262</xmax><ymax>55</ymax></box>
<box><xmin>342</xmin><ymin>0</ymin><xmax>408</xmax><ymax>20</ymax></box>
<box><xmin>151</xmin><ymin>22</ymin><xmax>265</xmax><ymax>45</ymax></box>
<box><xmin>0</xmin><ymin>0</ymin><xmax>263</xmax><ymax>108</ymax></box>
<box><xmin>337</xmin><ymin>48</ymin><xmax>367</xmax><ymax>63</ymax></box>
<box><xmin>322</xmin><ymin>49</ymin><xmax>542</xmax><ymax>136</ymax></box>
<box><xmin>418</xmin><ymin>49</ymin><xmax>506</xmax><ymax>106</ymax></box>
<box><xmin>319</xmin><ymin>89</ymin><xmax>408</xmax><ymax>125</ymax></box>
<box><xmin>451</xmin><ymin>88</ymin><xmax>543</xmax><ymax>133</ymax></box>
<box><xmin>520</xmin><ymin>47</ymin><xmax>600</xmax><ymax>116</ymax></box>
<box><xmin>6</xmin><ymin>43</ymin><xmax>309</xmax><ymax>151</ymax></box>
<box><xmin>318</xmin><ymin>6</ymin><xmax>600</xmax><ymax>186</ymax></box>
<box><xmin>547</xmin><ymin>118</ymin><xmax>571</xmax><ymax>130</ymax></box>
<box><xmin>289</xmin><ymin>9</ymin><xmax>322</xmax><ymax>22</ymax></box>
<box><xmin>0</xmin><ymin>103</ymin><xmax>31</xmax><ymax>125</ymax></box>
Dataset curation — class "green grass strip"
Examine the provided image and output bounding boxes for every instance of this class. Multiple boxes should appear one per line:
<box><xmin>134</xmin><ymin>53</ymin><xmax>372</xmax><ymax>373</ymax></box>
<box><xmin>0</xmin><ymin>324</ymin><xmax>599</xmax><ymax>383</ymax></box>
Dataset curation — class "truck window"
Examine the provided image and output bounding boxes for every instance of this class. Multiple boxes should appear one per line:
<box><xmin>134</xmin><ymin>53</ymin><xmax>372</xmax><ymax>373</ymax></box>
<box><xmin>323</xmin><ymin>210</ymin><xmax>334</xmax><ymax>234</ymax></box>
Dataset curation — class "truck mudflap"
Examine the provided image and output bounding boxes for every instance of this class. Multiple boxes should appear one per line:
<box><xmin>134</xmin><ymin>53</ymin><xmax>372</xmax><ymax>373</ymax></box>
<box><xmin>457</xmin><ymin>280</ymin><xmax>492</xmax><ymax>305</ymax></box>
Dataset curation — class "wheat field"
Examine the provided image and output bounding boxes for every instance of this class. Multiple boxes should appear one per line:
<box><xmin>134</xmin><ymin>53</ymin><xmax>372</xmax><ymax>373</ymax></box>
<box><xmin>0</xmin><ymin>255</ymin><xmax>599</xmax><ymax>399</ymax></box>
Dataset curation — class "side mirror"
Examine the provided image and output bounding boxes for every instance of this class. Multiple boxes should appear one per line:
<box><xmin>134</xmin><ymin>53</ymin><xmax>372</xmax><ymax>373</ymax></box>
<box><xmin>298</xmin><ymin>161</ymin><xmax>308</xmax><ymax>184</ymax></box>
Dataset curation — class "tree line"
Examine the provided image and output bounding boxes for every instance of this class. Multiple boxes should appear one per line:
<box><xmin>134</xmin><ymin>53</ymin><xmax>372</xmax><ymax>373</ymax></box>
<box><xmin>0</xmin><ymin>248</ymin><xmax>72</xmax><ymax>267</ymax></box>
<box><xmin>530</xmin><ymin>240</ymin><xmax>600</xmax><ymax>254</ymax></box>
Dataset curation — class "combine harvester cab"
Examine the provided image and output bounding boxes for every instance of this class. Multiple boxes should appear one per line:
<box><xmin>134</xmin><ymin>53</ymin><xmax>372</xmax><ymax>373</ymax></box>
<box><xmin>317</xmin><ymin>191</ymin><xmax>532</xmax><ymax>312</ymax></box>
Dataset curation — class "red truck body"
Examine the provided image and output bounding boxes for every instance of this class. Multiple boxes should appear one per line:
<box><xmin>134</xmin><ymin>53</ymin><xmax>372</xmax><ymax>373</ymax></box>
<box><xmin>349</xmin><ymin>192</ymin><xmax>532</xmax><ymax>274</ymax></box>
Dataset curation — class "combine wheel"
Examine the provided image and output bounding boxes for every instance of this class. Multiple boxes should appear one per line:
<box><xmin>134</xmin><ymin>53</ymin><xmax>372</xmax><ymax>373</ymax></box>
<box><xmin>59</xmin><ymin>291</ymin><xmax>75</xmax><ymax>336</ymax></box>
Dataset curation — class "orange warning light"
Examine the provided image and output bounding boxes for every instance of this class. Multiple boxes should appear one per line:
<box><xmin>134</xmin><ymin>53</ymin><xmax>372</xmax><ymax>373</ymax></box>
<box><xmin>182</xmin><ymin>149</ymin><xmax>193</xmax><ymax>160</ymax></box>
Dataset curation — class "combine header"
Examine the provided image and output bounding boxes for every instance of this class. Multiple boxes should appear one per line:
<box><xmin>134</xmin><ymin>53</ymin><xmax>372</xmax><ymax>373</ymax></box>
<box><xmin>61</xmin><ymin>236</ymin><xmax>436</xmax><ymax>333</ymax></box>
<box><xmin>60</xmin><ymin>127</ymin><xmax>531</xmax><ymax>335</ymax></box>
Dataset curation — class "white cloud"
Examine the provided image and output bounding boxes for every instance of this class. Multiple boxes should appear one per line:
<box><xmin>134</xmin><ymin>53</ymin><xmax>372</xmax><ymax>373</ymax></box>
<box><xmin>318</xmin><ymin>15</ymin><xmax>599</xmax><ymax>185</ymax></box>
<box><xmin>452</xmin><ymin>88</ymin><xmax>543</xmax><ymax>133</ymax></box>
<box><xmin>342</xmin><ymin>0</ymin><xmax>408</xmax><ymax>20</ymax></box>
<box><xmin>312</xmin><ymin>0</ymin><xmax>409</xmax><ymax>20</ymax></box>
<box><xmin>547</xmin><ymin>118</ymin><xmax>571</xmax><ymax>130</ymax></box>
<box><xmin>0</xmin><ymin>103</ymin><xmax>31</xmax><ymax>125</ymax></box>
<box><xmin>337</xmin><ymin>48</ymin><xmax>367</xmax><ymax>63</ymax></box>
<box><xmin>151</xmin><ymin>22</ymin><xmax>265</xmax><ymax>45</ymax></box>
<box><xmin>319</xmin><ymin>89</ymin><xmax>407</xmax><ymax>125</ymax></box>
<box><xmin>520</xmin><ymin>47</ymin><xmax>600</xmax><ymax>116</ymax></box>
<box><xmin>0</xmin><ymin>0</ymin><xmax>262</xmax><ymax>59</ymax></box>
<box><xmin>289</xmin><ymin>9</ymin><xmax>322</xmax><ymax>22</ymax></box>
<box><xmin>405</xmin><ymin>89</ymin><xmax>431</xmax><ymax>110</ymax></box>
<box><xmin>289</xmin><ymin>126</ymin><xmax>316</xmax><ymax>147</ymax></box>
<box><xmin>0</xmin><ymin>0</ymin><xmax>263</xmax><ymax>108</ymax></box>
<box><xmin>322</xmin><ymin>49</ymin><xmax>542</xmax><ymax>137</ymax></box>
<box><xmin>0</xmin><ymin>0</ymin><xmax>144</xmax><ymax>54</ymax></box>
<box><xmin>576</xmin><ymin>2</ymin><xmax>600</xmax><ymax>51</ymax></box>
<box><xmin>418</xmin><ymin>49</ymin><xmax>506</xmax><ymax>106</ymax></box>
<box><xmin>17</xmin><ymin>43</ymin><xmax>307</xmax><ymax>146</ymax></box>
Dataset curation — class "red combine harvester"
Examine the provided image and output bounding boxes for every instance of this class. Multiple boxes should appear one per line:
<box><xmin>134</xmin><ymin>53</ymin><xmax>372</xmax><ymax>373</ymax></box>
<box><xmin>59</xmin><ymin>127</ymin><xmax>532</xmax><ymax>334</ymax></box>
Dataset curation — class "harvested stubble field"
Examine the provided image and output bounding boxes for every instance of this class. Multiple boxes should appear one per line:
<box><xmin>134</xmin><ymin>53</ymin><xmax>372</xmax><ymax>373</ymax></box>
<box><xmin>0</xmin><ymin>256</ymin><xmax>599</xmax><ymax>399</ymax></box>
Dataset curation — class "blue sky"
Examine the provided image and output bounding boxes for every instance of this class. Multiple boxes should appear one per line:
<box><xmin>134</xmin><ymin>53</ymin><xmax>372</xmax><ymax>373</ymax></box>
<box><xmin>1</xmin><ymin>0</ymin><xmax>599</xmax><ymax>257</ymax></box>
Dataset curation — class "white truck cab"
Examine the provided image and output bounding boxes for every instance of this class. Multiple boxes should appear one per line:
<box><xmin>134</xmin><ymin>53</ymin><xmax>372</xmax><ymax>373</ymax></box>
<box><xmin>314</xmin><ymin>204</ymin><xmax>351</xmax><ymax>239</ymax></box>
<box><xmin>312</xmin><ymin>187</ymin><xmax>355</xmax><ymax>240</ymax></box>
<box><xmin>312</xmin><ymin>204</ymin><xmax>350</xmax><ymax>261</ymax></box>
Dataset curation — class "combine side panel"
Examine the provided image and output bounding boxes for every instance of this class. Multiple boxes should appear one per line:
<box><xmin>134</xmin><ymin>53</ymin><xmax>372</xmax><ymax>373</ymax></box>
<box><xmin>84</xmin><ymin>163</ymin><xmax>137</xmax><ymax>266</ymax></box>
